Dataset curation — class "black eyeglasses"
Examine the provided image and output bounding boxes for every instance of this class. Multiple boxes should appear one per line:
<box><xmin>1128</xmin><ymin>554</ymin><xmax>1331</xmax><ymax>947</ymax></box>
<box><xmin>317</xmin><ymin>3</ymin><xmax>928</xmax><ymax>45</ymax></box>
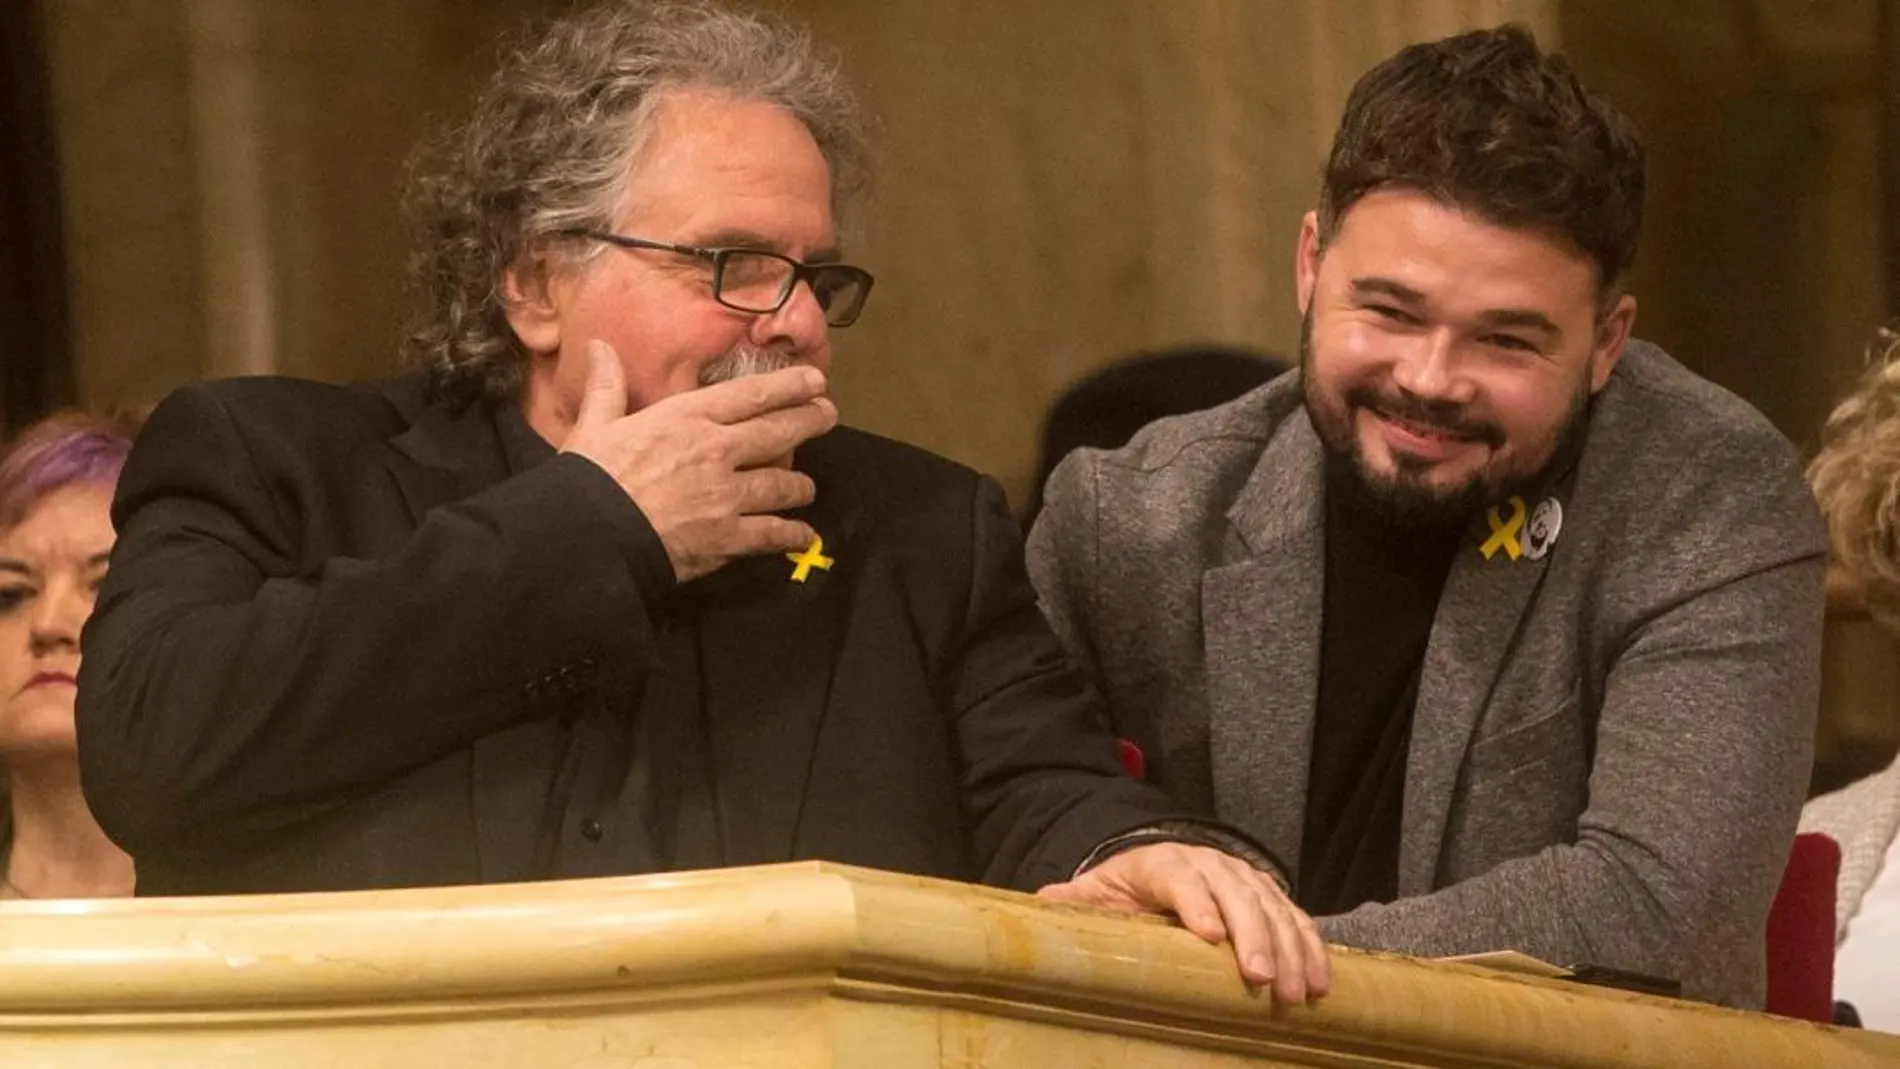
<box><xmin>568</xmin><ymin>230</ymin><xmax>875</xmax><ymax>327</ymax></box>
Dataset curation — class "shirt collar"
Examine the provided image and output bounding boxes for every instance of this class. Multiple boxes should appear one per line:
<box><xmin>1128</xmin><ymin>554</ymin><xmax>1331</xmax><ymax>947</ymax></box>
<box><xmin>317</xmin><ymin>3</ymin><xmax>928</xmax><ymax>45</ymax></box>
<box><xmin>495</xmin><ymin>401</ymin><xmax>559</xmax><ymax>476</ymax></box>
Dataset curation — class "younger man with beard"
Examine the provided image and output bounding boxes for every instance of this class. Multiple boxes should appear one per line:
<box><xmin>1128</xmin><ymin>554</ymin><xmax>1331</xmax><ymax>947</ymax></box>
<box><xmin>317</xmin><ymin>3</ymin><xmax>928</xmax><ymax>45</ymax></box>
<box><xmin>1028</xmin><ymin>25</ymin><xmax>1825</xmax><ymax>1008</ymax></box>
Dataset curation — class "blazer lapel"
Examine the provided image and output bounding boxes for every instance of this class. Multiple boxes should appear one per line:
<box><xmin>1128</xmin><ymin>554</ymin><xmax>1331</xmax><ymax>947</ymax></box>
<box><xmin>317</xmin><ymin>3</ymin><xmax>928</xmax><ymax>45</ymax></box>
<box><xmin>380</xmin><ymin>388</ymin><xmax>543</xmax><ymax>882</ymax></box>
<box><xmin>698</xmin><ymin>483</ymin><xmax>851</xmax><ymax>867</ymax></box>
<box><xmin>1399</xmin><ymin>482</ymin><xmax>1570</xmax><ymax>896</ymax></box>
<box><xmin>382</xmin><ymin>388</ymin><xmax>514</xmax><ymax>526</ymax></box>
<box><xmin>1203</xmin><ymin>415</ymin><xmax>1327</xmax><ymax>881</ymax></box>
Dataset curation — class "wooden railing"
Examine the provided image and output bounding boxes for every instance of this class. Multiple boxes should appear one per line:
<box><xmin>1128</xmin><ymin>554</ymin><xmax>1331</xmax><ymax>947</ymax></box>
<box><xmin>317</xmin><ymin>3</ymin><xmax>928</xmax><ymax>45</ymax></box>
<box><xmin>0</xmin><ymin>862</ymin><xmax>1894</xmax><ymax>1067</ymax></box>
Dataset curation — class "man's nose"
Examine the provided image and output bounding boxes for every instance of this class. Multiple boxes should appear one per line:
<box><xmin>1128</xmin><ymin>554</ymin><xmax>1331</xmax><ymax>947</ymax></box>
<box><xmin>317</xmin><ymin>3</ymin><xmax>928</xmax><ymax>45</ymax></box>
<box><xmin>1389</xmin><ymin>331</ymin><xmax>1470</xmax><ymax>402</ymax></box>
<box><xmin>751</xmin><ymin>278</ymin><xmax>832</xmax><ymax>352</ymax></box>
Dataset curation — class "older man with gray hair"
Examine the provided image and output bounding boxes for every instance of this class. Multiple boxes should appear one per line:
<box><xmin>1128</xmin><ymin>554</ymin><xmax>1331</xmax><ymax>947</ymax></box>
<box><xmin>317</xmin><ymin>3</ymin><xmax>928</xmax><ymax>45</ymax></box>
<box><xmin>76</xmin><ymin>0</ymin><xmax>1327</xmax><ymax>1001</ymax></box>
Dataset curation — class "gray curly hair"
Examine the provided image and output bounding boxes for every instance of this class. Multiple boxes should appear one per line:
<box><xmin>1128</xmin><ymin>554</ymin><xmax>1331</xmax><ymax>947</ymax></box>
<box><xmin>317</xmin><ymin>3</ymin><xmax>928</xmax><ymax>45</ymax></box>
<box><xmin>1809</xmin><ymin>324</ymin><xmax>1900</xmax><ymax>634</ymax></box>
<box><xmin>402</xmin><ymin>0</ymin><xmax>867</xmax><ymax>408</ymax></box>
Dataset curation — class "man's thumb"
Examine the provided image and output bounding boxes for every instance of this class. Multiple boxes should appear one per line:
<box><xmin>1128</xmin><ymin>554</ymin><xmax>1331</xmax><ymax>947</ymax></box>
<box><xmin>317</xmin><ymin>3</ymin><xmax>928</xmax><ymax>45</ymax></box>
<box><xmin>1035</xmin><ymin>881</ymin><xmax>1094</xmax><ymax>904</ymax></box>
<box><xmin>572</xmin><ymin>340</ymin><xmax>628</xmax><ymax>430</ymax></box>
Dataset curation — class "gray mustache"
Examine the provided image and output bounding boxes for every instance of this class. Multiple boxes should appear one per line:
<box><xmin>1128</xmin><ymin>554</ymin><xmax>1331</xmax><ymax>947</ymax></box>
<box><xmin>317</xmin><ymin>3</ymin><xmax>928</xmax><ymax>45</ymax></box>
<box><xmin>698</xmin><ymin>347</ymin><xmax>800</xmax><ymax>387</ymax></box>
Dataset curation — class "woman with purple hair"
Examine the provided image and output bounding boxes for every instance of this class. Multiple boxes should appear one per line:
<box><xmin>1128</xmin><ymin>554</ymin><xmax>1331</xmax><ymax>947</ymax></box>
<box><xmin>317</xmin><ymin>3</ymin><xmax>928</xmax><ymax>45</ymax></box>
<box><xmin>0</xmin><ymin>409</ymin><xmax>143</xmax><ymax>899</ymax></box>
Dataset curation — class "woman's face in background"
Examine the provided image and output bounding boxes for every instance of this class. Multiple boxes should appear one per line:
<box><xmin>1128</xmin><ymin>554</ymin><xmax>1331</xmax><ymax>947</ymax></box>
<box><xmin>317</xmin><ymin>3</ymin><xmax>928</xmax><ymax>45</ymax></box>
<box><xmin>0</xmin><ymin>483</ymin><xmax>114</xmax><ymax>757</ymax></box>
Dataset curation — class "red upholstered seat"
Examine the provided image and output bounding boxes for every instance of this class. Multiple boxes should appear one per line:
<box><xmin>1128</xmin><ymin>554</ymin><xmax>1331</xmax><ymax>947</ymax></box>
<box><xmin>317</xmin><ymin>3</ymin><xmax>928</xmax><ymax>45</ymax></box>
<box><xmin>1764</xmin><ymin>832</ymin><xmax>1841</xmax><ymax>1022</ymax></box>
<box><xmin>1115</xmin><ymin>738</ymin><xmax>1145</xmax><ymax>780</ymax></box>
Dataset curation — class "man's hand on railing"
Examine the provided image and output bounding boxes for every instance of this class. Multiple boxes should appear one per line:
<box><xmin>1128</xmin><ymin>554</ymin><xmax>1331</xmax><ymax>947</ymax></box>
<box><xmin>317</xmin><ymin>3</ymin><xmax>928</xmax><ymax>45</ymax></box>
<box><xmin>1037</xmin><ymin>842</ymin><xmax>1331</xmax><ymax>1005</ymax></box>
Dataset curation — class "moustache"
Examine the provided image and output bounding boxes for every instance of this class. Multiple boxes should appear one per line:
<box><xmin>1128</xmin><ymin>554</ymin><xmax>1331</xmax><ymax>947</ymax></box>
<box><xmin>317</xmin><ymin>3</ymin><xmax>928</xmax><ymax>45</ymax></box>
<box><xmin>698</xmin><ymin>346</ymin><xmax>801</xmax><ymax>387</ymax></box>
<box><xmin>1346</xmin><ymin>385</ymin><xmax>1505</xmax><ymax>448</ymax></box>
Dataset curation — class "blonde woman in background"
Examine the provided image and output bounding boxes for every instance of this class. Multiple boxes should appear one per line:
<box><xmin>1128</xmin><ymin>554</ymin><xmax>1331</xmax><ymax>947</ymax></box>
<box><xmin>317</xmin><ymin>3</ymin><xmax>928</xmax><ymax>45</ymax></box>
<box><xmin>0</xmin><ymin>410</ymin><xmax>142</xmax><ymax>900</ymax></box>
<box><xmin>1801</xmin><ymin>327</ymin><xmax>1900</xmax><ymax>1031</ymax></box>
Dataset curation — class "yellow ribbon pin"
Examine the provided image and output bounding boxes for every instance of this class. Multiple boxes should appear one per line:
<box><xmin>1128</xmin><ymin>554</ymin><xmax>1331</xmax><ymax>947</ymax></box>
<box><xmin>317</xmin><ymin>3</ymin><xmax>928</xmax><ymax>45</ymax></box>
<box><xmin>1480</xmin><ymin>495</ymin><xmax>1528</xmax><ymax>561</ymax></box>
<box><xmin>786</xmin><ymin>534</ymin><xmax>834</xmax><ymax>582</ymax></box>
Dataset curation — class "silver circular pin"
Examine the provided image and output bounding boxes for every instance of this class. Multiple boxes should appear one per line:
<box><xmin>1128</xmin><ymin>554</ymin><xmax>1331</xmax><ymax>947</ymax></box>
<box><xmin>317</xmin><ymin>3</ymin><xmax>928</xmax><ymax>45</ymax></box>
<box><xmin>1523</xmin><ymin>498</ymin><xmax>1563</xmax><ymax>561</ymax></box>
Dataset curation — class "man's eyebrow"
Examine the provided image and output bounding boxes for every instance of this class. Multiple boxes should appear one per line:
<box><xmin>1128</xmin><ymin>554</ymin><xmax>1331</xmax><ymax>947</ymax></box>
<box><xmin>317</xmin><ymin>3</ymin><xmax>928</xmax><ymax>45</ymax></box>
<box><xmin>1349</xmin><ymin>276</ymin><xmax>1427</xmax><ymax>304</ymax></box>
<box><xmin>692</xmin><ymin>229</ymin><xmax>842</xmax><ymax>263</ymax></box>
<box><xmin>1351</xmin><ymin>277</ymin><xmax>1561</xmax><ymax>336</ymax></box>
<box><xmin>1477</xmin><ymin>308</ymin><xmax>1561</xmax><ymax>337</ymax></box>
<box><xmin>692</xmin><ymin>227</ymin><xmax>776</xmax><ymax>249</ymax></box>
<box><xmin>87</xmin><ymin>551</ymin><xmax>113</xmax><ymax>568</ymax></box>
<box><xmin>0</xmin><ymin>559</ymin><xmax>29</xmax><ymax>577</ymax></box>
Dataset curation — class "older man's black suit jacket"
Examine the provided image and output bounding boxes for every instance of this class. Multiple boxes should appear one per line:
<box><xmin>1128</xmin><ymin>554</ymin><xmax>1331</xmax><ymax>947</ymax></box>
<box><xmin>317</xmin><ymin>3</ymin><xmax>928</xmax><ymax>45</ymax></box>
<box><xmin>78</xmin><ymin>375</ymin><xmax>1190</xmax><ymax>895</ymax></box>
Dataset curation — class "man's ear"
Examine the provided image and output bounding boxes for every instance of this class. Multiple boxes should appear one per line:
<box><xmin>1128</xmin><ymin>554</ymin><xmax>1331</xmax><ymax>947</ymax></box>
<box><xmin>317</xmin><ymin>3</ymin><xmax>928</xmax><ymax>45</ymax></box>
<box><xmin>1588</xmin><ymin>292</ymin><xmax>1637</xmax><ymax>394</ymax></box>
<box><xmin>501</xmin><ymin>252</ymin><xmax>562</xmax><ymax>355</ymax></box>
<box><xmin>1295</xmin><ymin>210</ymin><xmax>1323</xmax><ymax>316</ymax></box>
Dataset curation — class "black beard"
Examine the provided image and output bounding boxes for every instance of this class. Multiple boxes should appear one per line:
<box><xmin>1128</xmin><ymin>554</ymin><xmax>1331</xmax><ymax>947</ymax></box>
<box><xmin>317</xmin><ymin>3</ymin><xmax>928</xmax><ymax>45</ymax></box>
<box><xmin>1299</xmin><ymin>310</ymin><xmax>1589</xmax><ymax>529</ymax></box>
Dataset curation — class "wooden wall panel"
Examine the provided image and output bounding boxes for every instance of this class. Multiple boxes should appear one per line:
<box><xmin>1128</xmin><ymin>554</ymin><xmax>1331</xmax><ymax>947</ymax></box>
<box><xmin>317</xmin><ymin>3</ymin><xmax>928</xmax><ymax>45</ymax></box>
<box><xmin>795</xmin><ymin>0</ymin><xmax>1556</xmax><ymax>503</ymax></box>
<box><xmin>1560</xmin><ymin>0</ymin><xmax>1898</xmax><ymax>785</ymax></box>
<box><xmin>37</xmin><ymin>0</ymin><xmax>561</xmax><ymax>406</ymax></box>
<box><xmin>43</xmin><ymin>0</ymin><xmax>1555</xmax><ymax>505</ymax></box>
<box><xmin>39</xmin><ymin>0</ymin><xmax>208</xmax><ymax>410</ymax></box>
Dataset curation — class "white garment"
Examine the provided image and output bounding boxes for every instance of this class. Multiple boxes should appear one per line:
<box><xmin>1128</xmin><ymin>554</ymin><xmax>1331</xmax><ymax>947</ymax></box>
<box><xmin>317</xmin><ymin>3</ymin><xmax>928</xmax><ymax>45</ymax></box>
<box><xmin>1835</xmin><ymin>824</ymin><xmax>1900</xmax><ymax>1032</ymax></box>
<box><xmin>1800</xmin><ymin>755</ymin><xmax>1900</xmax><ymax>938</ymax></box>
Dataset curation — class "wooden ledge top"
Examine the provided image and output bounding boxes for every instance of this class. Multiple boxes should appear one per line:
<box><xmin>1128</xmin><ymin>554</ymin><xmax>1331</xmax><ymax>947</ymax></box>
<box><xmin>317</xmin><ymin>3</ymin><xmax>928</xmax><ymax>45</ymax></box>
<box><xmin>0</xmin><ymin>862</ymin><xmax>1893</xmax><ymax>1068</ymax></box>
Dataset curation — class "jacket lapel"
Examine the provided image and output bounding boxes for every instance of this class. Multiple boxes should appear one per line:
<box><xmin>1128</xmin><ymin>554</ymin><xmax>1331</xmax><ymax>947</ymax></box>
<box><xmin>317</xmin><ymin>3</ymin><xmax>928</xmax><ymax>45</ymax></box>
<box><xmin>698</xmin><ymin>465</ymin><xmax>851</xmax><ymax>867</ymax></box>
<box><xmin>380</xmin><ymin>386</ymin><xmax>545</xmax><ymax>882</ymax></box>
<box><xmin>1203</xmin><ymin>415</ymin><xmax>1326</xmax><ymax>880</ymax></box>
<box><xmin>382</xmin><ymin>385</ymin><xmax>514</xmax><ymax>525</ymax></box>
<box><xmin>1399</xmin><ymin>482</ymin><xmax>1569</xmax><ymax>896</ymax></box>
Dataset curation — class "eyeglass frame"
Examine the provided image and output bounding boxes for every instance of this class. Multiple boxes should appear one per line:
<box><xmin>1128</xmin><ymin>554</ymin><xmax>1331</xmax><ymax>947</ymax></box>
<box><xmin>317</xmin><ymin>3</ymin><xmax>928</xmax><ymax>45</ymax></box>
<box><xmin>563</xmin><ymin>229</ymin><xmax>875</xmax><ymax>327</ymax></box>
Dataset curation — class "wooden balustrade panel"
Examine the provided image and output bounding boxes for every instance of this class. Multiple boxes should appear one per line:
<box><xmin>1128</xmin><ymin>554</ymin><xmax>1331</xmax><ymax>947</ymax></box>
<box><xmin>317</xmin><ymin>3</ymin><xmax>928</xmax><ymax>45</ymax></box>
<box><xmin>0</xmin><ymin>862</ymin><xmax>1893</xmax><ymax>1067</ymax></box>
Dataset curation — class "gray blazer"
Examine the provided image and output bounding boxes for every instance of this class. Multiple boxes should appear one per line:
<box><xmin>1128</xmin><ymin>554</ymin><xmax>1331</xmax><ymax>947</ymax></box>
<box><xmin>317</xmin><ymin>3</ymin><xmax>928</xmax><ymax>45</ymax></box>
<box><xmin>1027</xmin><ymin>341</ymin><xmax>1826</xmax><ymax>1008</ymax></box>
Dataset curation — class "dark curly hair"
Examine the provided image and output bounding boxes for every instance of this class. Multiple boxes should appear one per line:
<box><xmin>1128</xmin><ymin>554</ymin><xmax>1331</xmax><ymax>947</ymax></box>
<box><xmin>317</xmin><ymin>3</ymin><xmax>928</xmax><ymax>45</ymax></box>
<box><xmin>402</xmin><ymin>0</ymin><xmax>867</xmax><ymax>409</ymax></box>
<box><xmin>1317</xmin><ymin>24</ymin><xmax>1645</xmax><ymax>300</ymax></box>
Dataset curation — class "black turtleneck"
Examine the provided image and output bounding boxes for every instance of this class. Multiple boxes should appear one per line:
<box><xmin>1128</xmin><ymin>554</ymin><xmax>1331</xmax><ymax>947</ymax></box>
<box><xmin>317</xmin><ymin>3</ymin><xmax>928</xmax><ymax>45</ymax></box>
<box><xmin>1298</xmin><ymin>458</ymin><xmax>1464</xmax><ymax>916</ymax></box>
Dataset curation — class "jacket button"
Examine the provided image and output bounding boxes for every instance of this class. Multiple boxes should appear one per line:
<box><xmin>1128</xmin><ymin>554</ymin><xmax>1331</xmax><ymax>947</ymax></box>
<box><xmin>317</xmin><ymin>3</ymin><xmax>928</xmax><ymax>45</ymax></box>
<box><xmin>580</xmin><ymin>818</ymin><xmax>604</xmax><ymax>842</ymax></box>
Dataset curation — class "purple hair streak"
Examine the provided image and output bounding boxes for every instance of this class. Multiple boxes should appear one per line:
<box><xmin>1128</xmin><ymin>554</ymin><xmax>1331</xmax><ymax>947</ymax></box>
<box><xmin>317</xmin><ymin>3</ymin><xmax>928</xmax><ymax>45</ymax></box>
<box><xmin>0</xmin><ymin>410</ymin><xmax>147</xmax><ymax>531</ymax></box>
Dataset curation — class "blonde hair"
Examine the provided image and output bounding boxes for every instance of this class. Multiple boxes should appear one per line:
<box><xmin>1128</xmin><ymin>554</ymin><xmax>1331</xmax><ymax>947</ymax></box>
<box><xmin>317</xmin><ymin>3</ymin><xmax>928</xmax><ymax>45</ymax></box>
<box><xmin>1809</xmin><ymin>324</ymin><xmax>1900</xmax><ymax>633</ymax></box>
